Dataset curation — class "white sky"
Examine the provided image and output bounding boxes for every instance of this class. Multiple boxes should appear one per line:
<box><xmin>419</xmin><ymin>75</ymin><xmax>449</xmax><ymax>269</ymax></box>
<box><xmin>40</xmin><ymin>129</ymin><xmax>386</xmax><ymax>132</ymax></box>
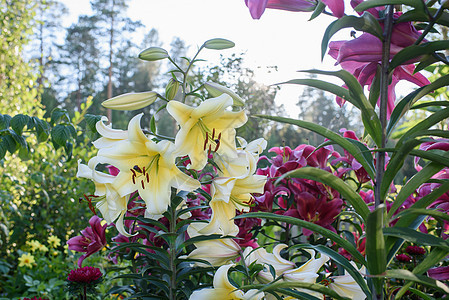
<box><xmin>60</xmin><ymin>0</ymin><xmax>343</xmax><ymax>117</ymax></box>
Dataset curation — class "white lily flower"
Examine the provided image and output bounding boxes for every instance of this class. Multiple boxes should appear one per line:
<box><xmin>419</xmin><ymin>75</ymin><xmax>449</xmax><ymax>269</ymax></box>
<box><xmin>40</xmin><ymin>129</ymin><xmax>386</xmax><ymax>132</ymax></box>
<box><xmin>184</xmin><ymin>223</ymin><xmax>241</xmax><ymax>267</ymax></box>
<box><xmin>244</xmin><ymin>244</ymin><xmax>295</xmax><ymax>282</ymax></box>
<box><xmin>95</xmin><ymin>113</ymin><xmax>200</xmax><ymax>217</ymax></box>
<box><xmin>167</xmin><ymin>94</ymin><xmax>247</xmax><ymax>170</ymax></box>
<box><xmin>189</xmin><ymin>264</ymin><xmax>263</xmax><ymax>300</ymax></box>
<box><xmin>76</xmin><ymin>158</ymin><xmax>131</xmax><ymax>237</ymax></box>
<box><xmin>328</xmin><ymin>264</ymin><xmax>366</xmax><ymax>300</ymax></box>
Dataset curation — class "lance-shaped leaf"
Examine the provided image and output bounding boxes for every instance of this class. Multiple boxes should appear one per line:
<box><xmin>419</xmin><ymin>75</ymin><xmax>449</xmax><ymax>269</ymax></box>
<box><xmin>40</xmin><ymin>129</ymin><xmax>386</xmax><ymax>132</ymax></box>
<box><xmin>387</xmin><ymin>154</ymin><xmax>449</xmax><ymax>220</ymax></box>
<box><xmin>355</xmin><ymin>0</ymin><xmax>425</xmax><ymax>12</ymax></box>
<box><xmin>365</xmin><ymin>205</ymin><xmax>386</xmax><ymax>295</ymax></box>
<box><xmin>321</xmin><ymin>12</ymin><xmax>382</xmax><ymax>59</ymax></box>
<box><xmin>380</xmin><ymin>130</ymin><xmax>449</xmax><ymax>200</ymax></box>
<box><xmin>390</xmin><ymin>41</ymin><xmax>449</xmax><ymax>71</ymax></box>
<box><xmin>257</xmin><ymin>115</ymin><xmax>375</xmax><ymax>180</ymax></box>
<box><xmin>383</xmin><ymin>227</ymin><xmax>449</xmax><ymax>251</ymax></box>
<box><xmin>276</xmin><ymin>167</ymin><xmax>370</xmax><ymax>221</ymax></box>
<box><xmin>243</xmin><ymin>281</ymin><xmax>351</xmax><ymax>300</ymax></box>
<box><xmin>300</xmin><ymin>69</ymin><xmax>382</xmax><ymax>146</ymax></box>
<box><xmin>387</xmin><ymin>75</ymin><xmax>449</xmax><ymax>138</ymax></box>
<box><xmin>292</xmin><ymin>244</ymin><xmax>371</xmax><ymax>298</ymax></box>
<box><xmin>393</xmin><ymin>208</ymin><xmax>449</xmax><ymax>224</ymax></box>
<box><xmin>397</xmin><ymin>8</ymin><xmax>449</xmax><ymax>28</ymax></box>
<box><xmin>235</xmin><ymin>212</ymin><xmax>367</xmax><ymax>265</ymax></box>
<box><xmin>392</xmin><ymin>248</ymin><xmax>449</xmax><ymax>298</ymax></box>
<box><xmin>385</xmin><ymin>181</ymin><xmax>449</xmax><ymax>260</ymax></box>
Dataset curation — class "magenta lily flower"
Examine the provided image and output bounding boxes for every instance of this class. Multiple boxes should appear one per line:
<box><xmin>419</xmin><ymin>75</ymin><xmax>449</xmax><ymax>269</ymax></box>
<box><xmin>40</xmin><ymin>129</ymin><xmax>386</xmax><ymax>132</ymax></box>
<box><xmin>428</xmin><ymin>266</ymin><xmax>449</xmax><ymax>281</ymax></box>
<box><xmin>67</xmin><ymin>215</ymin><xmax>108</xmax><ymax>267</ymax></box>
<box><xmin>245</xmin><ymin>0</ymin><xmax>344</xmax><ymax>19</ymax></box>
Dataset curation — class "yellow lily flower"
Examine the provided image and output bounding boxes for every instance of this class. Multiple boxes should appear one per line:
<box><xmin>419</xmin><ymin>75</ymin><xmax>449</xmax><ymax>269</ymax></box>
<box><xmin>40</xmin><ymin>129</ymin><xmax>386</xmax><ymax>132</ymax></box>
<box><xmin>184</xmin><ymin>223</ymin><xmax>241</xmax><ymax>267</ymax></box>
<box><xmin>95</xmin><ymin>113</ymin><xmax>200</xmax><ymax>217</ymax></box>
<box><xmin>166</xmin><ymin>94</ymin><xmax>247</xmax><ymax>170</ymax></box>
<box><xmin>92</xmin><ymin>116</ymin><xmax>128</xmax><ymax>149</ymax></box>
<box><xmin>189</xmin><ymin>264</ymin><xmax>263</xmax><ymax>300</ymax></box>
<box><xmin>77</xmin><ymin>158</ymin><xmax>131</xmax><ymax>237</ymax></box>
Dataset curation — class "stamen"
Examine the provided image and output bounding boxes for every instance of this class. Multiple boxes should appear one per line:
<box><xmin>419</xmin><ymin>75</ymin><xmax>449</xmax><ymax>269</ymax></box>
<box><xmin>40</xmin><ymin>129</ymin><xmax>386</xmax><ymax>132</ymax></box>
<box><xmin>88</xmin><ymin>202</ymin><xmax>97</xmax><ymax>215</ymax></box>
<box><xmin>141</xmin><ymin>180</ymin><xmax>145</xmax><ymax>189</ymax></box>
<box><xmin>203</xmin><ymin>132</ymin><xmax>209</xmax><ymax>151</ymax></box>
<box><xmin>146</xmin><ymin>173</ymin><xmax>150</xmax><ymax>183</ymax></box>
<box><xmin>132</xmin><ymin>175</ymin><xmax>136</xmax><ymax>184</ymax></box>
<box><xmin>130</xmin><ymin>168</ymin><xmax>136</xmax><ymax>176</ymax></box>
<box><xmin>217</xmin><ymin>132</ymin><xmax>222</xmax><ymax>140</ymax></box>
<box><xmin>142</xmin><ymin>166</ymin><xmax>146</xmax><ymax>175</ymax></box>
<box><xmin>133</xmin><ymin>165</ymin><xmax>142</xmax><ymax>173</ymax></box>
<box><xmin>214</xmin><ymin>140</ymin><xmax>220</xmax><ymax>152</ymax></box>
<box><xmin>208</xmin><ymin>144</ymin><xmax>212</xmax><ymax>156</ymax></box>
<box><xmin>212</xmin><ymin>128</ymin><xmax>215</xmax><ymax>139</ymax></box>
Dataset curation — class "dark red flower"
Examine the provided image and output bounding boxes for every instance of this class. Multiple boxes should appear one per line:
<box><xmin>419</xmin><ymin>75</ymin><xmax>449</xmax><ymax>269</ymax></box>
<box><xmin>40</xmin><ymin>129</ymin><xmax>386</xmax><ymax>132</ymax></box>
<box><xmin>67</xmin><ymin>266</ymin><xmax>103</xmax><ymax>283</ymax></box>
<box><xmin>405</xmin><ymin>245</ymin><xmax>426</xmax><ymax>256</ymax></box>
<box><xmin>396</xmin><ymin>254</ymin><xmax>412</xmax><ymax>263</ymax></box>
<box><xmin>67</xmin><ymin>215</ymin><xmax>108</xmax><ymax>267</ymax></box>
<box><xmin>428</xmin><ymin>266</ymin><xmax>449</xmax><ymax>281</ymax></box>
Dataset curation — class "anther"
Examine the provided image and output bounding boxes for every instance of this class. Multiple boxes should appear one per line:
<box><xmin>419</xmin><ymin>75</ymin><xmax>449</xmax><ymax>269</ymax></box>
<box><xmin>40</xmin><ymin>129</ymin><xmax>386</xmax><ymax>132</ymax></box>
<box><xmin>141</xmin><ymin>180</ymin><xmax>145</xmax><ymax>189</ymax></box>
<box><xmin>133</xmin><ymin>165</ymin><xmax>142</xmax><ymax>173</ymax></box>
<box><xmin>203</xmin><ymin>132</ymin><xmax>209</xmax><ymax>151</ymax></box>
<box><xmin>217</xmin><ymin>132</ymin><xmax>222</xmax><ymax>140</ymax></box>
<box><xmin>130</xmin><ymin>168</ymin><xmax>136</xmax><ymax>176</ymax></box>
<box><xmin>214</xmin><ymin>140</ymin><xmax>220</xmax><ymax>152</ymax></box>
<box><xmin>208</xmin><ymin>144</ymin><xmax>212</xmax><ymax>156</ymax></box>
<box><xmin>212</xmin><ymin>128</ymin><xmax>215</xmax><ymax>139</ymax></box>
<box><xmin>142</xmin><ymin>166</ymin><xmax>146</xmax><ymax>175</ymax></box>
<box><xmin>132</xmin><ymin>175</ymin><xmax>136</xmax><ymax>184</ymax></box>
<box><xmin>146</xmin><ymin>173</ymin><xmax>150</xmax><ymax>183</ymax></box>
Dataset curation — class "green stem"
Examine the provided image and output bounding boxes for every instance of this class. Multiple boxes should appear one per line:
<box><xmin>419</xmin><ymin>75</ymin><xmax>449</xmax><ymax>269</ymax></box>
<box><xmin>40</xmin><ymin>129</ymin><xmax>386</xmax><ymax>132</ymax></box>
<box><xmin>169</xmin><ymin>193</ymin><xmax>178</xmax><ymax>300</ymax></box>
<box><xmin>182</xmin><ymin>46</ymin><xmax>204</xmax><ymax>103</ymax></box>
<box><xmin>374</xmin><ymin>5</ymin><xmax>394</xmax><ymax>299</ymax></box>
<box><xmin>414</xmin><ymin>5</ymin><xmax>445</xmax><ymax>45</ymax></box>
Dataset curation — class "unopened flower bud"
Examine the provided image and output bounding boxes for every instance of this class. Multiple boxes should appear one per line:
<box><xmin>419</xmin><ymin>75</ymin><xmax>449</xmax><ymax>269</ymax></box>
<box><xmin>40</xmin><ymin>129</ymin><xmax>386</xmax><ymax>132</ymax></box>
<box><xmin>101</xmin><ymin>91</ymin><xmax>158</xmax><ymax>111</ymax></box>
<box><xmin>138</xmin><ymin>47</ymin><xmax>169</xmax><ymax>61</ymax></box>
<box><xmin>165</xmin><ymin>78</ymin><xmax>180</xmax><ymax>100</ymax></box>
<box><xmin>204</xmin><ymin>82</ymin><xmax>244</xmax><ymax>106</ymax></box>
<box><xmin>203</xmin><ymin>38</ymin><xmax>235</xmax><ymax>50</ymax></box>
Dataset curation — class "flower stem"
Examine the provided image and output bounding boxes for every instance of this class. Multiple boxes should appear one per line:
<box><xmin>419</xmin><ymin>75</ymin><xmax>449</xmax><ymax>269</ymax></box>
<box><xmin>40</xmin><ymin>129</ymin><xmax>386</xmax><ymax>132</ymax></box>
<box><xmin>168</xmin><ymin>191</ymin><xmax>178</xmax><ymax>300</ymax></box>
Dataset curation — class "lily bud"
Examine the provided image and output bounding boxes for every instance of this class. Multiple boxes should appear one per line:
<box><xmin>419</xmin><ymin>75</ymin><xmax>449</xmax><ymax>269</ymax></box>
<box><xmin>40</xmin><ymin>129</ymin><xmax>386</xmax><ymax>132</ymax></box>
<box><xmin>101</xmin><ymin>91</ymin><xmax>158</xmax><ymax>111</ymax></box>
<box><xmin>204</xmin><ymin>82</ymin><xmax>245</xmax><ymax>106</ymax></box>
<box><xmin>165</xmin><ymin>78</ymin><xmax>180</xmax><ymax>100</ymax></box>
<box><xmin>138</xmin><ymin>47</ymin><xmax>169</xmax><ymax>61</ymax></box>
<box><xmin>203</xmin><ymin>38</ymin><xmax>235</xmax><ymax>50</ymax></box>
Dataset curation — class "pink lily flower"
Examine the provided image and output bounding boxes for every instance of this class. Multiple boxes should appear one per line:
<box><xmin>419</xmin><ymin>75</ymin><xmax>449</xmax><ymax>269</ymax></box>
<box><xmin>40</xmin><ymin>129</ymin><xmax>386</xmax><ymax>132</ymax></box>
<box><xmin>244</xmin><ymin>0</ymin><xmax>344</xmax><ymax>19</ymax></box>
<box><xmin>67</xmin><ymin>215</ymin><xmax>108</xmax><ymax>267</ymax></box>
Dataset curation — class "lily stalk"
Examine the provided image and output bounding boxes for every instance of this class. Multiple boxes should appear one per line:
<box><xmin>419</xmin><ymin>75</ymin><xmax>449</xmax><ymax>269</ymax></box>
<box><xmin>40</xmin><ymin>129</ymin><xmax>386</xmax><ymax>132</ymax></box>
<box><xmin>373</xmin><ymin>4</ymin><xmax>394</xmax><ymax>300</ymax></box>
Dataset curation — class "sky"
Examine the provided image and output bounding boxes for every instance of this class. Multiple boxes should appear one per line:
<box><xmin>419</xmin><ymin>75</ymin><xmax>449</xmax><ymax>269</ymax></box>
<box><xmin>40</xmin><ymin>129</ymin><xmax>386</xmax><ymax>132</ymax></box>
<box><xmin>60</xmin><ymin>0</ymin><xmax>342</xmax><ymax>117</ymax></box>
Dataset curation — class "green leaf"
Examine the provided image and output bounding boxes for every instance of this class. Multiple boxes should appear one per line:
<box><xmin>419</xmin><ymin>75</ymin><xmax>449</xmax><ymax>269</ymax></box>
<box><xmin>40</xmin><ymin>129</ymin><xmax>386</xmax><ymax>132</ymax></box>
<box><xmin>393</xmin><ymin>208</ymin><xmax>449</xmax><ymax>224</ymax></box>
<box><xmin>354</xmin><ymin>0</ymin><xmax>425</xmax><ymax>12</ymax></box>
<box><xmin>384</xmin><ymin>269</ymin><xmax>449</xmax><ymax>294</ymax></box>
<box><xmin>277</xmin><ymin>167</ymin><xmax>370</xmax><ymax>221</ymax></box>
<box><xmin>309</xmin><ymin>1</ymin><xmax>325</xmax><ymax>21</ymax></box>
<box><xmin>384</xmin><ymin>227</ymin><xmax>449</xmax><ymax>250</ymax></box>
<box><xmin>256</xmin><ymin>115</ymin><xmax>376</xmax><ymax>180</ymax></box>
<box><xmin>412</xmin><ymin>101</ymin><xmax>449</xmax><ymax>110</ymax></box>
<box><xmin>321</xmin><ymin>12</ymin><xmax>382</xmax><ymax>59</ymax></box>
<box><xmin>84</xmin><ymin>114</ymin><xmax>102</xmax><ymax>133</ymax></box>
<box><xmin>0</xmin><ymin>114</ymin><xmax>10</xmax><ymax>130</ymax></box>
<box><xmin>297</xmin><ymin>244</ymin><xmax>371</xmax><ymax>298</ymax></box>
<box><xmin>50</xmin><ymin>108</ymin><xmax>70</xmax><ymax>125</ymax></box>
<box><xmin>0</xmin><ymin>139</ymin><xmax>7</xmax><ymax>159</ymax></box>
<box><xmin>236</xmin><ymin>212</ymin><xmax>367</xmax><ymax>265</ymax></box>
<box><xmin>150</xmin><ymin>115</ymin><xmax>156</xmax><ymax>134</ymax></box>
<box><xmin>9</xmin><ymin>129</ymin><xmax>26</xmax><ymax>149</ymax></box>
<box><xmin>368</xmin><ymin>65</ymin><xmax>381</xmax><ymax>108</ymax></box>
<box><xmin>10</xmin><ymin>114</ymin><xmax>29</xmax><ymax>135</ymax></box>
<box><xmin>300</xmin><ymin>69</ymin><xmax>382</xmax><ymax>146</ymax></box>
<box><xmin>32</xmin><ymin>117</ymin><xmax>49</xmax><ymax>143</ymax></box>
<box><xmin>394</xmin><ymin>248</ymin><xmax>449</xmax><ymax>297</ymax></box>
<box><xmin>365</xmin><ymin>205</ymin><xmax>386</xmax><ymax>293</ymax></box>
<box><xmin>397</xmin><ymin>8</ymin><xmax>449</xmax><ymax>28</ymax></box>
<box><xmin>2</xmin><ymin>135</ymin><xmax>17</xmax><ymax>154</ymax></box>
<box><xmin>386</xmin><ymin>151</ymin><xmax>449</xmax><ymax>220</ymax></box>
<box><xmin>244</xmin><ymin>282</ymin><xmax>351</xmax><ymax>300</ymax></box>
<box><xmin>51</xmin><ymin>124</ymin><xmax>73</xmax><ymax>147</ymax></box>
<box><xmin>390</xmin><ymin>41</ymin><xmax>449</xmax><ymax>71</ymax></box>
<box><xmin>203</xmin><ymin>38</ymin><xmax>235</xmax><ymax>50</ymax></box>
<box><xmin>280</xmin><ymin>79</ymin><xmax>353</xmax><ymax>107</ymax></box>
